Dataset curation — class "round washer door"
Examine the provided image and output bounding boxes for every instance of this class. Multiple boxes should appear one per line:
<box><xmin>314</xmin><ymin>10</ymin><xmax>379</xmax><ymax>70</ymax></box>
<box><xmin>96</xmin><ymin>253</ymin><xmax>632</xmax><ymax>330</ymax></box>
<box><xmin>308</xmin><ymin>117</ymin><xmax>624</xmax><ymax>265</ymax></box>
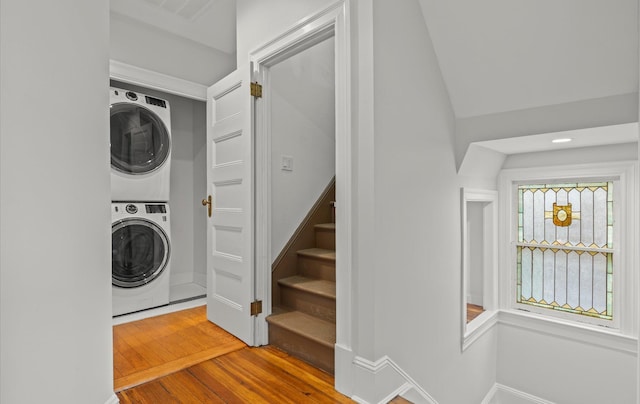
<box><xmin>112</xmin><ymin>218</ymin><xmax>170</xmax><ymax>288</ymax></box>
<box><xmin>110</xmin><ymin>103</ymin><xmax>170</xmax><ymax>175</ymax></box>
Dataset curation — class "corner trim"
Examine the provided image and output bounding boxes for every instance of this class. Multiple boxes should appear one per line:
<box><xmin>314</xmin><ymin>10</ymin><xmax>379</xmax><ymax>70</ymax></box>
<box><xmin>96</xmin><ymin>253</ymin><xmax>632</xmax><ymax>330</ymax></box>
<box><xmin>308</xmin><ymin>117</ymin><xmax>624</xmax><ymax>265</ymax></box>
<box><xmin>109</xmin><ymin>60</ymin><xmax>207</xmax><ymax>101</ymax></box>
<box><xmin>352</xmin><ymin>355</ymin><xmax>438</xmax><ymax>404</ymax></box>
<box><xmin>481</xmin><ymin>383</ymin><xmax>556</xmax><ymax>404</ymax></box>
<box><xmin>105</xmin><ymin>393</ymin><xmax>120</xmax><ymax>404</ymax></box>
<box><xmin>463</xmin><ymin>310</ymin><xmax>498</xmax><ymax>351</ymax></box>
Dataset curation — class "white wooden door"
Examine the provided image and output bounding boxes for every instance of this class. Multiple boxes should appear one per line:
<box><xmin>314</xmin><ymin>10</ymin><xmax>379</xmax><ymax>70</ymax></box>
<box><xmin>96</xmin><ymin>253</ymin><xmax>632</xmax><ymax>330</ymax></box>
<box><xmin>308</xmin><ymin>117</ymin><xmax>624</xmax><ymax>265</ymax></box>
<box><xmin>205</xmin><ymin>66</ymin><xmax>256</xmax><ymax>346</ymax></box>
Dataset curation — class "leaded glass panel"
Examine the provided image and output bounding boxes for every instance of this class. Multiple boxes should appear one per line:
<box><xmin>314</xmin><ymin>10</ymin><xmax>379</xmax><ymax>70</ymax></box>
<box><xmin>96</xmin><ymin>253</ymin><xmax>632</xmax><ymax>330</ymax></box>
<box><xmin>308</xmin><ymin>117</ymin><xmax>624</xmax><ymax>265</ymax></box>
<box><xmin>516</xmin><ymin>182</ymin><xmax>613</xmax><ymax>320</ymax></box>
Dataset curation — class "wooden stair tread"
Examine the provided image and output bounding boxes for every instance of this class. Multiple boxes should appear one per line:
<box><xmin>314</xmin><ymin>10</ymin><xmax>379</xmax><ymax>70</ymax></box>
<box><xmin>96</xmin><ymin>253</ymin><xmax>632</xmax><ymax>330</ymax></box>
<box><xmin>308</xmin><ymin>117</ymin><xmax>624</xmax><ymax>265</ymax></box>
<box><xmin>278</xmin><ymin>276</ymin><xmax>336</xmax><ymax>300</ymax></box>
<box><xmin>297</xmin><ymin>248</ymin><xmax>336</xmax><ymax>261</ymax></box>
<box><xmin>267</xmin><ymin>311</ymin><xmax>336</xmax><ymax>348</ymax></box>
<box><xmin>315</xmin><ymin>223</ymin><xmax>336</xmax><ymax>231</ymax></box>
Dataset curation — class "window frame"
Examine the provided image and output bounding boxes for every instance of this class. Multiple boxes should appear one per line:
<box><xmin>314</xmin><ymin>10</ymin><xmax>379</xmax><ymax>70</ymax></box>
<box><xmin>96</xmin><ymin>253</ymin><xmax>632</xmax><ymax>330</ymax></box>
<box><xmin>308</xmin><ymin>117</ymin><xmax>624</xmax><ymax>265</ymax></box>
<box><xmin>498</xmin><ymin>161</ymin><xmax>638</xmax><ymax>336</ymax></box>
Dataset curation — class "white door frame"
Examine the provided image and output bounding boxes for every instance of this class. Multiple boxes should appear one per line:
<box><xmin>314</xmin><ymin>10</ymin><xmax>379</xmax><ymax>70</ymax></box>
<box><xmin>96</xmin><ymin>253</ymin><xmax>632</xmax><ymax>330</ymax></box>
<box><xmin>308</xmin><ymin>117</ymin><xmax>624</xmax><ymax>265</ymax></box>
<box><xmin>249</xmin><ymin>0</ymin><xmax>353</xmax><ymax>378</ymax></box>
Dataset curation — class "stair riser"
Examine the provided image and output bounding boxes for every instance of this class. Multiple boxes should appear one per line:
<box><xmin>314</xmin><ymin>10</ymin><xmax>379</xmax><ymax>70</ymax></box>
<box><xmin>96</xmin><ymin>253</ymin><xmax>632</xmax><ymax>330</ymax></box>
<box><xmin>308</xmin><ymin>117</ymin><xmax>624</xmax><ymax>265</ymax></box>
<box><xmin>298</xmin><ymin>256</ymin><xmax>336</xmax><ymax>281</ymax></box>
<box><xmin>269</xmin><ymin>325</ymin><xmax>335</xmax><ymax>374</ymax></box>
<box><xmin>280</xmin><ymin>288</ymin><xmax>336</xmax><ymax>323</ymax></box>
<box><xmin>315</xmin><ymin>229</ymin><xmax>336</xmax><ymax>250</ymax></box>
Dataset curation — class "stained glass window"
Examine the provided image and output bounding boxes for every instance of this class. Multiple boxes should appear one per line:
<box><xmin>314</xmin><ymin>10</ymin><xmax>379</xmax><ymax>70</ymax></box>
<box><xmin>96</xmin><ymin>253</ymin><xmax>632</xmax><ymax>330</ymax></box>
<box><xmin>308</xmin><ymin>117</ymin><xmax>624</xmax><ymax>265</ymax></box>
<box><xmin>516</xmin><ymin>182</ymin><xmax>613</xmax><ymax>320</ymax></box>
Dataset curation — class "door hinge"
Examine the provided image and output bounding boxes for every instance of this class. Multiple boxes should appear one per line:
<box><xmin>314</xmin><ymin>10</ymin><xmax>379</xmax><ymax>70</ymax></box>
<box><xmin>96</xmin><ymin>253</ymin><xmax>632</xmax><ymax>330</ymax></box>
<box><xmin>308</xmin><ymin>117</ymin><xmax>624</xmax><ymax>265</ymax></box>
<box><xmin>250</xmin><ymin>82</ymin><xmax>262</xmax><ymax>98</ymax></box>
<box><xmin>250</xmin><ymin>300</ymin><xmax>263</xmax><ymax>316</ymax></box>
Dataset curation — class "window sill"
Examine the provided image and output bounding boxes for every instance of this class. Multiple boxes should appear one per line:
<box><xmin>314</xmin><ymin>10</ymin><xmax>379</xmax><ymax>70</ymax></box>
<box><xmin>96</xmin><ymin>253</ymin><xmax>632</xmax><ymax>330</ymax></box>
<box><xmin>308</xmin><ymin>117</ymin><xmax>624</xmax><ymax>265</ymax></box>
<box><xmin>463</xmin><ymin>310</ymin><xmax>499</xmax><ymax>351</ymax></box>
<box><xmin>498</xmin><ymin>309</ymin><xmax>638</xmax><ymax>355</ymax></box>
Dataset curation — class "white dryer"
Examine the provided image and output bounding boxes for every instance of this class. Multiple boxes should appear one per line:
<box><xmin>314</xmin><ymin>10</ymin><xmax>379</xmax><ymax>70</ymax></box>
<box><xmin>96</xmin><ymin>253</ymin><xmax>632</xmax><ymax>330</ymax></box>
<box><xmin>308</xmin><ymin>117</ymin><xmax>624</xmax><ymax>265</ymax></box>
<box><xmin>112</xmin><ymin>202</ymin><xmax>171</xmax><ymax>316</ymax></box>
<box><xmin>110</xmin><ymin>87</ymin><xmax>171</xmax><ymax>202</ymax></box>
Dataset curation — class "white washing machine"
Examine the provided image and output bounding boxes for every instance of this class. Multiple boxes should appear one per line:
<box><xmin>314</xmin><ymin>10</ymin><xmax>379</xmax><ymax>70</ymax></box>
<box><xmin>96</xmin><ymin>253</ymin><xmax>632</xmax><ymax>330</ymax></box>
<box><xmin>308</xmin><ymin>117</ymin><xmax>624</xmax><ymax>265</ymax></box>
<box><xmin>112</xmin><ymin>202</ymin><xmax>171</xmax><ymax>316</ymax></box>
<box><xmin>110</xmin><ymin>87</ymin><xmax>171</xmax><ymax>202</ymax></box>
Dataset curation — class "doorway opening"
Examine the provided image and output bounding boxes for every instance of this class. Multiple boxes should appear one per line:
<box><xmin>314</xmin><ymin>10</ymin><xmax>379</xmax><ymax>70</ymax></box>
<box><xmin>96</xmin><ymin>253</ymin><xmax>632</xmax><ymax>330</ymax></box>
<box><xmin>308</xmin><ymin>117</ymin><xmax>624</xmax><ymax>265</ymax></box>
<box><xmin>259</xmin><ymin>34</ymin><xmax>337</xmax><ymax>374</ymax></box>
<box><xmin>249</xmin><ymin>2</ymin><xmax>351</xmax><ymax>379</ymax></box>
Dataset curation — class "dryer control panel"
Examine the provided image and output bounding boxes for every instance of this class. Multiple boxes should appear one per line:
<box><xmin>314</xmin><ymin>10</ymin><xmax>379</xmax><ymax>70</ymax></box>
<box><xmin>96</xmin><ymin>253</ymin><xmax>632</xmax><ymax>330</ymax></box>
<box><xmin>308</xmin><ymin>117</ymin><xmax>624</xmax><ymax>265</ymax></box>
<box><xmin>145</xmin><ymin>204</ymin><xmax>167</xmax><ymax>214</ymax></box>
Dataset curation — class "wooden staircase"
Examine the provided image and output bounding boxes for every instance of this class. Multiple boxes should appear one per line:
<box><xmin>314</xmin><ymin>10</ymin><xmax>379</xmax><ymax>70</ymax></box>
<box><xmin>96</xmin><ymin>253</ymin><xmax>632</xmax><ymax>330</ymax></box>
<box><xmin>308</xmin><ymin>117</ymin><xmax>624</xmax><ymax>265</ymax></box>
<box><xmin>267</xmin><ymin>215</ymin><xmax>336</xmax><ymax>374</ymax></box>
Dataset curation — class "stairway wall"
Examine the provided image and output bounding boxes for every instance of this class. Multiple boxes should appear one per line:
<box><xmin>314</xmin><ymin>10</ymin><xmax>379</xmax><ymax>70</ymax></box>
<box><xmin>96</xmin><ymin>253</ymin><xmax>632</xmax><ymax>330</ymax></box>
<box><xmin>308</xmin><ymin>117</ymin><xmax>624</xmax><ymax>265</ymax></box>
<box><xmin>270</xmin><ymin>37</ymin><xmax>336</xmax><ymax>261</ymax></box>
<box><xmin>362</xmin><ymin>1</ymin><xmax>497</xmax><ymax>402</ymax></box>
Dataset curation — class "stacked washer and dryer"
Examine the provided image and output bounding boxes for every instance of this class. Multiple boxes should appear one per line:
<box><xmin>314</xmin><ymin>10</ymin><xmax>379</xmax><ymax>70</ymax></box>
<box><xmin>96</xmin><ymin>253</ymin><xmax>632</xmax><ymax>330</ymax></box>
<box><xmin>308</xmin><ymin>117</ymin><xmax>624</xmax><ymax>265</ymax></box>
<box><xmin>110</xmin><ymin>87</ymin><xmax>173</xmax><ymax>316</ymax></box>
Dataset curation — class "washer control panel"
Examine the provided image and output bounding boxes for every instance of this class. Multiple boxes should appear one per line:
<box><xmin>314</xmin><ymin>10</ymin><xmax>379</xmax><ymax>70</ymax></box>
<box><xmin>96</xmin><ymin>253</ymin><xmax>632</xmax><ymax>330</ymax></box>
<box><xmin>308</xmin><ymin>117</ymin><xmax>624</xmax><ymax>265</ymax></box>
<box><xmin>112</xmin><ymin>203</ymin><xmax>169</xmax><ymax>217</ymax></box>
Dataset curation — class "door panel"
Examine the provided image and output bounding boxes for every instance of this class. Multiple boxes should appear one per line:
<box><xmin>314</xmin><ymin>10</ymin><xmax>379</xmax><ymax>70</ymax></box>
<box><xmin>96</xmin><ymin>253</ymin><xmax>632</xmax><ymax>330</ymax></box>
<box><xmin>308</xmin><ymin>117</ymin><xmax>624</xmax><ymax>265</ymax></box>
<box><xmin>205</xmin><ymin>66</ymin><xmax>256</xmax><ymax>345</ymax></box>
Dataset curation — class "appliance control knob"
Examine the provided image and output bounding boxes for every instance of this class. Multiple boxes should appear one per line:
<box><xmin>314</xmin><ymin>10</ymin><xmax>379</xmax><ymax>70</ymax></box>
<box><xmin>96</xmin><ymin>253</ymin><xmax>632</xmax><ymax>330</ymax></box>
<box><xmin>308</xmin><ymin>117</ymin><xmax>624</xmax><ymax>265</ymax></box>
<box><xmin>125</xmin><ymin>91</ymin><xmax>138</xmax><ymax>101</ymax></box>
<box><xmin>125</xmin><ymin>204</ymin><xmax>138</xmax><ymax>214</ymax></box>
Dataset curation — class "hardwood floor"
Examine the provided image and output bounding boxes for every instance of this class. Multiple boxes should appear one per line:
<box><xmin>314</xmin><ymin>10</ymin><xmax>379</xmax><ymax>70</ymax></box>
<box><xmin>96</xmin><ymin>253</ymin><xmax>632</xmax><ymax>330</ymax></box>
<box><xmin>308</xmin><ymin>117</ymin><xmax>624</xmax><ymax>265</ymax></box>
<box><xmin>113</xmin><ymin>305</ymin><xmax>246</xmax><ymax>391</ymax></box>
<box><xmin>466</xmin><ymin>303</ymin><xmax>484</xmax><ymax>323</ymax></box>
<box><xmin>117</xmin><ymin>346</ymin><xmax>354</xmax><ymax>403</ymax></box>
<box><xmin>114</xmin><ymin>305</ymin><xmax>354</xmax><ymax>403</ymax></box>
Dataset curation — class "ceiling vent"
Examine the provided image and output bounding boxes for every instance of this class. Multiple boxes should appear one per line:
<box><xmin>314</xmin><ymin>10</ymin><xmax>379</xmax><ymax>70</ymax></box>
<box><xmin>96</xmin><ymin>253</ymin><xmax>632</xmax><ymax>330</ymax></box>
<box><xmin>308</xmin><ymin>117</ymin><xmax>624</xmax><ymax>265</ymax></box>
<box><xmin>142</xmin><ymin>0</ymin><xmax>214</xmax><ymax>20</ymax></box>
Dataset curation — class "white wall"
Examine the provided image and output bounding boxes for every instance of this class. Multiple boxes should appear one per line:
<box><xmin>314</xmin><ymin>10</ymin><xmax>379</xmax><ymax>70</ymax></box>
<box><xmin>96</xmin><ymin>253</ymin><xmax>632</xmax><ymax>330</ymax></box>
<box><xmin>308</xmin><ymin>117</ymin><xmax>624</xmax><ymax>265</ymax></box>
<box><xmin>637</xmin><ymin>24</ymin><xmax>640</xmax><ymax>403</ymax></box>
<box><xmin>110</xmin><ymin>81</ymin><xmax>207</xmax><ymax>289</ymax></box>
<box><xmin>0</xmin><ymin>1</ymin><xmax>114</xmax><ymax>403</ymax></box>
<box><xmin>110</xmin><ymin>11</ymin><xmax>236</xmax><ymax>86</ymax></box>
<box><xmin>368</xmin><ymin>1</ymin><xmax>497</xmax><ymax>402</ymax></box>
<box><xmin>467</xmin><ymin>202</ymin><xmax>485</xmax><ymax>306</ymax></box>
<box><xmin>498</xmin><ymin>324</ymin><xmax>637</xmax><ymax>404</ymax></box>
<box><xmin>270</xmin><ymin>37</ymin><xmax>336</xmax><ymax>260</ymax></box>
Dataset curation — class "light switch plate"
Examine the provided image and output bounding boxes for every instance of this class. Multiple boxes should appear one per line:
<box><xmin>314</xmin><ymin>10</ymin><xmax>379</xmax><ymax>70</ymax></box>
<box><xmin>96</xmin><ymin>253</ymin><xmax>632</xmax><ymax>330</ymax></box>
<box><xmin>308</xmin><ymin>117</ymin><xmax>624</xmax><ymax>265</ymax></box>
<box><xmin>281</xmin><ymin>155</ymin><xmax>293</xmax><ymax>171</ymax></box>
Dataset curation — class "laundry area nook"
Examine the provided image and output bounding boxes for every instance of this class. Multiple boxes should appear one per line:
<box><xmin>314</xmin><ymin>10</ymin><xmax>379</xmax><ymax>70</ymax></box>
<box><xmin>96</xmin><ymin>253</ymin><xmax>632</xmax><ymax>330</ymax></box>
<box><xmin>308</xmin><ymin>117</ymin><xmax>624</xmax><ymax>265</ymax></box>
<box><xmin>109</xmin><ymin>80</ymin><xmax>208</xmax><ymax>319</ymax></box>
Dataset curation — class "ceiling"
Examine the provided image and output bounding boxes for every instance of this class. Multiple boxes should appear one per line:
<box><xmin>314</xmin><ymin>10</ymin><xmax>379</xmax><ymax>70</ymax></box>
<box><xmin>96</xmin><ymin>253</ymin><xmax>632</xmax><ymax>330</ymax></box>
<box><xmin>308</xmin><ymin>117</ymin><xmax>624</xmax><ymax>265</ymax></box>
<box><xmin>418</xmin><ymin>0</ymin><xmax>639</xmax><ymax>118</ymax></box>
<box><xmin>110</xmin><ymin>0</ymin><xmax>236</xmax><ymax>55</ymax></box>
<box><xmin>110</xmin><ymin>0</ymin><xmax>639</xmax><ymax>120</ymax></box>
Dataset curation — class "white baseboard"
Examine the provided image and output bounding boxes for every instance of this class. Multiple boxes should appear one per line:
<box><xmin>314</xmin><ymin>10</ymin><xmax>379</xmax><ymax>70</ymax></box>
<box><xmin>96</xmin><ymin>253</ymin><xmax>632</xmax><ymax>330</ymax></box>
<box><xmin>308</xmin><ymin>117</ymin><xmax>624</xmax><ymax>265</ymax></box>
<box><xmin>112</xmin><ymin>297</ymin><xmax>206</xmax><ymax>325</ymax></box>
<box><xmin>105</xmin><ymin>393</ymin><xmax>120</xmax><ymax>404</ymax></box>
<box><xmin>109</xmin><ymin>60</ymin><xmax>207</xmax><ymax>101</ymax></box>
<box><xmin>482</xmin><ymin>383</ymin><xmax>556</xmax><ymax>404</ymax></box>
<box><xmin>348</xmin><ymin>357</ymin><xmax>555</xmax><ymax>404</ymax></box>
<box><xmin>351</xmin><ymin>355</ymin><xmax>438</xmax><ymax>404</ymax></box>
<box><xmin>335</xmin><ymin>343</ymin><xmax>355</xmax><ymax>397</ymax></box>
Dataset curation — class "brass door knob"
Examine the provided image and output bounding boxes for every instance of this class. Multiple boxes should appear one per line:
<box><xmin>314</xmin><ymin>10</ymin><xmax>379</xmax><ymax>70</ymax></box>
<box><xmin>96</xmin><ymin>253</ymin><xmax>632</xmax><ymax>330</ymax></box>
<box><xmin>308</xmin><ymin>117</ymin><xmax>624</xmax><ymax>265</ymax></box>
<box><xmin>202</xmin><ymin>195</ymin><xmax>212</xmax><ymax>217</ymax></box>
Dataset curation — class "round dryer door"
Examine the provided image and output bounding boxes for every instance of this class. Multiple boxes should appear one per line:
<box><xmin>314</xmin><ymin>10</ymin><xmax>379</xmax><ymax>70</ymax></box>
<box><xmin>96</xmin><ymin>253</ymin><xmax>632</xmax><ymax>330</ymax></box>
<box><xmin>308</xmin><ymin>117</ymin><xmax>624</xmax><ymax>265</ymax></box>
<box><xmin>110</xmin><ymin>103</ymin><xmax>170</xmax><ymax>175</ymax></box>
<box><xmin>112</xmin><ymin>218</ymin><xmax>170</xmax><ymax>288</ymax></box>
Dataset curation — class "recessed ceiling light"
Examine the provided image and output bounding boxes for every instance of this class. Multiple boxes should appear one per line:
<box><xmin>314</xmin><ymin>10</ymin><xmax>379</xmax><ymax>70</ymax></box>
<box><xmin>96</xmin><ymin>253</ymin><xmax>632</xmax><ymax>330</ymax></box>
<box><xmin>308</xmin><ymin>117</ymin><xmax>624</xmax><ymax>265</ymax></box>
<box><xmin>552</xmin><ymin>138</ymin><xmax>572</xmax><ymax>144</ymax></box>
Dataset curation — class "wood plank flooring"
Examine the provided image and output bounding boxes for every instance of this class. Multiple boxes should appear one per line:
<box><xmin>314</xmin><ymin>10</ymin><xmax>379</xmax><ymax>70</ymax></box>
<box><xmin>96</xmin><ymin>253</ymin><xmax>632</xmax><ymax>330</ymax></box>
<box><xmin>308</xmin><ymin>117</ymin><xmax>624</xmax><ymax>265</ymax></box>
<box><xmin>466</xmin><ymin>303</ymin><xmax>484</xmax><ymax>323</ymax></box>
<box><xmin>114</xmin><ymin>305</ymin><xmax>354</xmax><ymax>403</ymax></box>
<box><xmin>113</xmin><ymin>305</ymin><xmax>246</xmax><ymax>392</ymax></box>
<box><xmin>117</xmin><ymin>346</ymin><xmax>354</xmax><ymax>403</ymax></box>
